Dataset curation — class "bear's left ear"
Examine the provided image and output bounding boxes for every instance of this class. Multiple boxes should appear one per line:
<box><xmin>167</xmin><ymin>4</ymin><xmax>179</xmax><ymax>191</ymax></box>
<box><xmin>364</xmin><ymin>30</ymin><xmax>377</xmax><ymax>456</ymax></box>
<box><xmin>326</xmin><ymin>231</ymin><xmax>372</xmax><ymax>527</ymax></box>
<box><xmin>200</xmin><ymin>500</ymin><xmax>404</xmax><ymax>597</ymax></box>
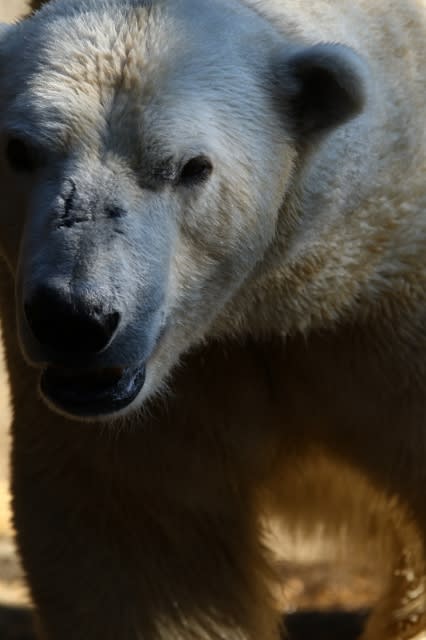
<box><xmin>272</xmin><ymin>43</ymin><xmax>369</xmax><ymax>142</ymax></box>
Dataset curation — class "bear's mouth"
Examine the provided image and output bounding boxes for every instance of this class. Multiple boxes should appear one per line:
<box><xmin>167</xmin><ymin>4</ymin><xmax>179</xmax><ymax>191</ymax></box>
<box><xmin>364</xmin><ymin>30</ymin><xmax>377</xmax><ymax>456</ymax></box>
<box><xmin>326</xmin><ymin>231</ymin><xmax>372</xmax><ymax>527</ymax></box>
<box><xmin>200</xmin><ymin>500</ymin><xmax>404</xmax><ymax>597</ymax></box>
<box><xmin>40</xmin><ymin>363</ymin><xmax>146</xmax><ymax>418</ymax></box>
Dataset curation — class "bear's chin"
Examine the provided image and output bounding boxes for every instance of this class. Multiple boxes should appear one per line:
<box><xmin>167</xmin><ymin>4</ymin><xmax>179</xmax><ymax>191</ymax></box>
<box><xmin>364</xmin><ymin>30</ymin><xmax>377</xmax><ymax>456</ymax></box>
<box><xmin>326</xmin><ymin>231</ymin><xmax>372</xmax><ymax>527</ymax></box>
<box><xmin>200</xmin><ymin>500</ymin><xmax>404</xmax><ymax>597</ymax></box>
<box><xmin>39</xmin><ymin>363</ymin><xmax>146</xmax><ymax>420</ymax></box>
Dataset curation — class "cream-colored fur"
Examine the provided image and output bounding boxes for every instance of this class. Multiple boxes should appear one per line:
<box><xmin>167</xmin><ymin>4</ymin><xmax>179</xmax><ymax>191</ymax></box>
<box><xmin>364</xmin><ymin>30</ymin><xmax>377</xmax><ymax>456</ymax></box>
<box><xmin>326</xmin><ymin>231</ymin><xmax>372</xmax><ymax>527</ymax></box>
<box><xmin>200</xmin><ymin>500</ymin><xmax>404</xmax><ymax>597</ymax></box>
<box><xmin>0</xmin><ymin>1</ymin><xmax>425</xmax><ymax>639</ymax></box>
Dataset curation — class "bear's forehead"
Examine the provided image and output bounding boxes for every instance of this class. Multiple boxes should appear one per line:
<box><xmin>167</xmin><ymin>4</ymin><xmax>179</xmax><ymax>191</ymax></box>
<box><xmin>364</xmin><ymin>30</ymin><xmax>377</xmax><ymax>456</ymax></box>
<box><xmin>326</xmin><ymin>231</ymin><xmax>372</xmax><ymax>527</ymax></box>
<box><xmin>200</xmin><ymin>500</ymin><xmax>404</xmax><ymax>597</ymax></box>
<box><xmin>23</xmin><ymin>0</ymin><xmax>261</xmax><ymax>98</ymax></box>
<box><xmin>6</xmin><ymin>4</ymin><xmax>191</xmax><ymax>149</ymax></box>
<box><xmin>33</xmin><ymin>5</ymin><xmax>175</xmax><ymax>100</ymax></box>
<box><xmin>2</xmin><ymin>0</ymin><xmax>268</xmax><ymax>159</ymax></box>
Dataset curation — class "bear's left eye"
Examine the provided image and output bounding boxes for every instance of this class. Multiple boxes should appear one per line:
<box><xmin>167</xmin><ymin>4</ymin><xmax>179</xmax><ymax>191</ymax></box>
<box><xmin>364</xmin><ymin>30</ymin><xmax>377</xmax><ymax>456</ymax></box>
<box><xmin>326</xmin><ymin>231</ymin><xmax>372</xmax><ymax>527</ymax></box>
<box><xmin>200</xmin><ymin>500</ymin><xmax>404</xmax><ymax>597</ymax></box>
<box><xmin>178</xmin><ymin>155</ymin><xmax>213</xmax><ymax>186</ymax></box>
<box><xmin>5</xmin><ymin>137</ymin><xmax>43</xmax><ymax>174</ymax></box>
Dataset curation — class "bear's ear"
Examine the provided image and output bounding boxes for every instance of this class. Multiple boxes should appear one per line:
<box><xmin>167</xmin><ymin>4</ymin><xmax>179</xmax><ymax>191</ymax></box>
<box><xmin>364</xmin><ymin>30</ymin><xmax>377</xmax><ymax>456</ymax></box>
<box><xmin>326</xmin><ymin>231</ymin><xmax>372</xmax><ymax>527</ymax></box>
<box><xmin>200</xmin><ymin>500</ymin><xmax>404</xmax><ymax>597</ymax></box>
<box><xmin>273</xmin><ymin>43</ymin><xmax>368</xmax><ymax>142</ymax></box>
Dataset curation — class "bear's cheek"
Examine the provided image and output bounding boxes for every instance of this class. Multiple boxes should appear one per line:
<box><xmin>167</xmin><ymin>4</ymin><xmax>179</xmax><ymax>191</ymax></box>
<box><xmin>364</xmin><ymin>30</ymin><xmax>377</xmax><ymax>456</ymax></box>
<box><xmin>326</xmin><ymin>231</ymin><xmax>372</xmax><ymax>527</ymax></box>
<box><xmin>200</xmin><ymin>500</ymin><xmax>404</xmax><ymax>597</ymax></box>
<box><xmin>164</xmin><ymin>226</ymin><xmax>254</xmax><ymax>339</ymax></box>
<box><xmin>179</xmin><ymin>181</ymin><xmax>271</xmax><ymax>265</ymax></box>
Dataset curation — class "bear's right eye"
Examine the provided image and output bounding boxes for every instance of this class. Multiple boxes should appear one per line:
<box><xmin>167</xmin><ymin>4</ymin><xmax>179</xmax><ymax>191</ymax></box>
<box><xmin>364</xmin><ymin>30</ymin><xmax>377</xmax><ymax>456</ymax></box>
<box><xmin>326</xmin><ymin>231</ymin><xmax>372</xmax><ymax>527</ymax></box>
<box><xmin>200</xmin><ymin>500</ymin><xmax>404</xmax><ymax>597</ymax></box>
<box><xmin>179</xmin><ymin>155</ymin><xmax>213</xmax><ymax>187</ymax></box>
<box><xmin>6</xmin><ymin>137</ymin><xmax>42</xmax><ymax>174</ymax></box>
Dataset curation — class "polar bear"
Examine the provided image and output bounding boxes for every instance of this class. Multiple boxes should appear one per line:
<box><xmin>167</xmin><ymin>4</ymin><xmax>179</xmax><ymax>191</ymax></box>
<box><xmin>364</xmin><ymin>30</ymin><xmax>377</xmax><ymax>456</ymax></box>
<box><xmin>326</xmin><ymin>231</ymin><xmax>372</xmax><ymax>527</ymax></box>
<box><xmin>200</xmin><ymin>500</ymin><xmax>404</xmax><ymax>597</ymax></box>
<box><xmin>0</xmin><ymin>0</ymin><xmax>425</xmax><ymax>638</ymax></box>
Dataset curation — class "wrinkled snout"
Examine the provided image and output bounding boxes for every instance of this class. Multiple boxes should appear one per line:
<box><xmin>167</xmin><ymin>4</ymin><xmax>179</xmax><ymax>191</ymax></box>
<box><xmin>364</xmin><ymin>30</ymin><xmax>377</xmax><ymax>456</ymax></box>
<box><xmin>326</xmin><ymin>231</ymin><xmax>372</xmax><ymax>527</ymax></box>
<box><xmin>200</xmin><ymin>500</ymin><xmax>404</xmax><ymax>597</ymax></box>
<box><xmin>19</xmin><ymin>279</ymin><xmax>149</xmax><ymax>419</ymax></box>
<box><xmin>18</xmin><ymin>251</ymin><xmax>167</xmax><ymax>419</ymax></box>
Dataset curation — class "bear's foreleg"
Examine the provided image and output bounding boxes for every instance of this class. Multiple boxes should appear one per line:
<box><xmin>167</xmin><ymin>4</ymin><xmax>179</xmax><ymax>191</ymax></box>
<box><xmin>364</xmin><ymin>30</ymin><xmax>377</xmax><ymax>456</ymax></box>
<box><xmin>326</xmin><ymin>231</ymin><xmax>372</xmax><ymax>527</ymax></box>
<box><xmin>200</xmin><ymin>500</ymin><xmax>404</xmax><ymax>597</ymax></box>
<box><xmin>360</xmin><ymin>506</ymin><xmax>426</xmax><ymax>640</ymax></box>
<box><xmin>11</xmin><ymin>418</ymin><xmax>281</xmax><ymax>640</ymax></box>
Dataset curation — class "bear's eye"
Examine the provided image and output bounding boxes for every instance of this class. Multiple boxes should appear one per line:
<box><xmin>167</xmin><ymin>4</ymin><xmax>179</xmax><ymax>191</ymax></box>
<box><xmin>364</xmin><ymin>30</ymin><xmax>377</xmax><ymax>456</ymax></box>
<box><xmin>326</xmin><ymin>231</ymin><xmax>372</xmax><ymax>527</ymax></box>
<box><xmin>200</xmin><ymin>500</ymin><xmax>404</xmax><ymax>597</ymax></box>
<box><xmin>5</xmin><ymin>137</ymin><xmax>43</xmax><ymax>174</ymax></box>
<box><xmin>179</xmin><ymin>155</ymin><xmax>213</xmax><ymax>186</ymax></box>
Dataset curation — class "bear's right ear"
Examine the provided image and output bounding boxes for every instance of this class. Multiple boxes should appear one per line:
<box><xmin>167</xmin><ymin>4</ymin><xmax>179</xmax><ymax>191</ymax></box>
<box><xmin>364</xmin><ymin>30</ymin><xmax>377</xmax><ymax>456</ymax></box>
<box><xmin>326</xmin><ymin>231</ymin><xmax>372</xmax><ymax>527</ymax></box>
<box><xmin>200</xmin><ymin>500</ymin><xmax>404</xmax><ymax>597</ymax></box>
<box><xmin>272</xmin><ymin>43</ymin><xmax>369</xmax><ymax>144</ymax></box>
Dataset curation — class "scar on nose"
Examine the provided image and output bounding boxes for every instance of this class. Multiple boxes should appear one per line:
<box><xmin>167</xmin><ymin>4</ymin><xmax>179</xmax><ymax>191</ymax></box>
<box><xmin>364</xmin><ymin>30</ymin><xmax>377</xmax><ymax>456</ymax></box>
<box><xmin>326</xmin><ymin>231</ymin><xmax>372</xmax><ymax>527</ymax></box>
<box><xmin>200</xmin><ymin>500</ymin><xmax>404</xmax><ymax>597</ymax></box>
<box><xmin>62</xmin><ymin>178</ymin><xmax>77</xmax><ymax>218</ymax></box>
<box><xmin>56</xmin><ymin>179</ymin><xmax>90</xmax><ymax>229</ymax></box>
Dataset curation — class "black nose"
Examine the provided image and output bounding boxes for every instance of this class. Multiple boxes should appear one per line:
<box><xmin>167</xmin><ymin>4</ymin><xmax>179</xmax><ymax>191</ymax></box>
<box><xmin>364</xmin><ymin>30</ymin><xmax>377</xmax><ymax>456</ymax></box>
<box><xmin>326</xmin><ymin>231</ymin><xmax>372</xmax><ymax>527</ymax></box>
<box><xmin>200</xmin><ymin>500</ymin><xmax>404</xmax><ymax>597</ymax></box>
<box><xmin>24</xmin><ymin>285</ymin><xmax>120</xmax><ymax>355</ymax></box>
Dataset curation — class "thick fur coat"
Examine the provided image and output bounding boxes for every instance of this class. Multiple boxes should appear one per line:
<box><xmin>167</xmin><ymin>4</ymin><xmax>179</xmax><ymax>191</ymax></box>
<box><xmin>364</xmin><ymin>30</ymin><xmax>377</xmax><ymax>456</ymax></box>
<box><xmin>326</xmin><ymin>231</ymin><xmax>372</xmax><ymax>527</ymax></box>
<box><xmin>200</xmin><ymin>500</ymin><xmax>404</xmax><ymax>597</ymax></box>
<box><xmin>0</xmin><ymin>0</ymin><xmax>425</xmax><ymax>638</ymax></box>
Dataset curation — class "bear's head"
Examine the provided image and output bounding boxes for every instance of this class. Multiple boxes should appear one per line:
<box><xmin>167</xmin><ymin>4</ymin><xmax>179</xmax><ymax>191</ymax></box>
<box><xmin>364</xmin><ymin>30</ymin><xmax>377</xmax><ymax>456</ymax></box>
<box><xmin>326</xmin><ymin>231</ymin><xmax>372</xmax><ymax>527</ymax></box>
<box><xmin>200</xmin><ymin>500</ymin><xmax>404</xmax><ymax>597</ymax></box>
<box><xmin>0</xmin><ymin>0</ymin><xmax>367</xmax><ymax>420</ymax></box>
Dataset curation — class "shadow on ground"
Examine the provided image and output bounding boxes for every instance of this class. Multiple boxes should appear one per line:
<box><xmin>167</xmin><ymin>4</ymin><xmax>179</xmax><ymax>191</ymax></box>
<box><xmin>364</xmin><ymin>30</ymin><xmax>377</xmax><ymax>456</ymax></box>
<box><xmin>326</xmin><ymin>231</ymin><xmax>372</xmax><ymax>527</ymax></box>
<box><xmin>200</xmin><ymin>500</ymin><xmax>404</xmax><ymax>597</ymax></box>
<box><xmin>286</xmin><ymin>609</ymin><xmax>368</xmax><ymax>639</ymax></box>
<box><xmin>0</xmin><ymin>604</ymin><xmax>369</xmax><ymax>640</ymax></box>
<box><xmin>0</xmin><ymin>605</ymin><xmax>34</xmax><ymax>640</ymax></box>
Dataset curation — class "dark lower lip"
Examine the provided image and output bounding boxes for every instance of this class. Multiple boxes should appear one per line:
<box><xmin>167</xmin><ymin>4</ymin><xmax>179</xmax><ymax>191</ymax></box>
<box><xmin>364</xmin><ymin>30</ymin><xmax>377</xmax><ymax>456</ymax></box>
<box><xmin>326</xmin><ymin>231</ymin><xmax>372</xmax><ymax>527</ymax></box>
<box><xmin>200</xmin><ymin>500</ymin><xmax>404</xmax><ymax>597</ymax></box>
<box><xmin>40</xmin><ymin>364</ymin><xmax>146</xmax><ymax>418</ymax></box>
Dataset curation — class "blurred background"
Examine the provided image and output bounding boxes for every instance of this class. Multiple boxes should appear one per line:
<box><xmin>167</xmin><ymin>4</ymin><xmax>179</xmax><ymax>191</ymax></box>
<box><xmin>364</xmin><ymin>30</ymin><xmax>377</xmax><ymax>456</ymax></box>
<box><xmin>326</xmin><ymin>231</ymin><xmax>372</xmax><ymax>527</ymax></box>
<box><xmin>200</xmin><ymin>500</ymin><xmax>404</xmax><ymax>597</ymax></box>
<box><xmin>0</xmin><ymin>0</ymin><xmax>23</xmax><ymax>610</ymax></box>
<box><xmin>0</xmin><ymin>0</ymin><xmax>28</xmax><ymax>624</ymax></box>
<box><xmin>0</xmin><ymin>0</ymin><xmax>27</xmax><ymax>619</ymax></box>
<box><xmin>0</xmin><ymin>0</ymin><xmax>26</xmax><ymax>22</ymax></box>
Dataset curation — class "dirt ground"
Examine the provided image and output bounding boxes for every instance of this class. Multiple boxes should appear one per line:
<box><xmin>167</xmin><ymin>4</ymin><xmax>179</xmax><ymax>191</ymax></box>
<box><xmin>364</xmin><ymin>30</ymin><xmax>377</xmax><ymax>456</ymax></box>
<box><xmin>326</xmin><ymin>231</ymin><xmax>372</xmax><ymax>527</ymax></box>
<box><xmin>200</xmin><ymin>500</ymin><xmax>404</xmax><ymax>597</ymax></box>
<box><xmin>0</xmin><ymin>1</ymin><xmax>382</xmax><ymax>639</ymax></box>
